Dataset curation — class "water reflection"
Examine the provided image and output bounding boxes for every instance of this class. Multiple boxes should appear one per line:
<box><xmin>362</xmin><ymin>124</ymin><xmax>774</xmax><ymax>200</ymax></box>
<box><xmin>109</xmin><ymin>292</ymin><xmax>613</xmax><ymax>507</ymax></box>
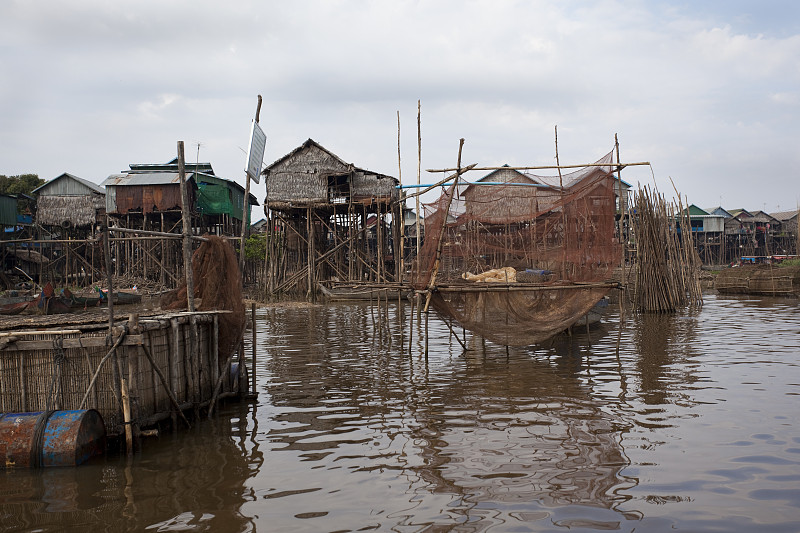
<box><xmin>0</xmin><ymin>411</ymin><xmax>258</xmax><ymax>532</ymax></box>
<box><xmin>2</xmin><ymin>295</ymin><xmax>800</xmax><ymax>532</ymax></box>
<box><xmin>257</xmin><ymin>303</ymin><xmax>639</xmax><ymax>530</ymax></box>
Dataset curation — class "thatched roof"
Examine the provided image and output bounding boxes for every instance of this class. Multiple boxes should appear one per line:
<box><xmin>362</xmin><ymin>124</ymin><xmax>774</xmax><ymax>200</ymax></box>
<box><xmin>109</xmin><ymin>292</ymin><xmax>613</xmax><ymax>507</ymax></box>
<box><xmin>263</xmin><ymin>138</ymin><xmax>398</xmax><ymax>209</ymax></box>
<box><xmin>36</xmin><ymin>194</ymin><xmax>105</xmax><ymax>227</ymax></box>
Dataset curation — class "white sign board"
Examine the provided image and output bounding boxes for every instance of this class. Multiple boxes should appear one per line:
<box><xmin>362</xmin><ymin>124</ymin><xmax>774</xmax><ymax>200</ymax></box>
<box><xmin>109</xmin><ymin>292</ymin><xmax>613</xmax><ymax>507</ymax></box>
<box><xmin>245</xmin><ymin>120</ymin><xmax>266</xmax><ymax>184</ymax></box>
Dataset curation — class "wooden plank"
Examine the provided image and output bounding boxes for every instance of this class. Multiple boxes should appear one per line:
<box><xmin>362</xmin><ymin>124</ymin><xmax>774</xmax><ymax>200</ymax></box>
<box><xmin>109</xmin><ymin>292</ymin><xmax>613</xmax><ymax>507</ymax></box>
<box><xmin>0</xmin><ymin>335</ymin><xmax>145</xmax><ymax>351</ymax></box>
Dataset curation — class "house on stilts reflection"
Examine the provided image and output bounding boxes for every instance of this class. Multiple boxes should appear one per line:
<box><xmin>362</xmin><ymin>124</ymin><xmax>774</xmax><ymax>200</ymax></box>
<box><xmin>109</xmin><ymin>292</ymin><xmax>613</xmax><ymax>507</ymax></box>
<box><xmin>261</xmin><ymin>139</ymin><xmax>402</xmax><ymax>297</ymax></box>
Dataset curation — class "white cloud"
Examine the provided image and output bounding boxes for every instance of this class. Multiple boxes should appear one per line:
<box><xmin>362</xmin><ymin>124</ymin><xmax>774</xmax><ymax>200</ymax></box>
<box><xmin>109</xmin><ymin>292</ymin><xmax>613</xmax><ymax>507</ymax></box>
<box><xmin>0</xmin><ymin>0</ymin><xmax>797</xmax><ymax>211</ymax></box>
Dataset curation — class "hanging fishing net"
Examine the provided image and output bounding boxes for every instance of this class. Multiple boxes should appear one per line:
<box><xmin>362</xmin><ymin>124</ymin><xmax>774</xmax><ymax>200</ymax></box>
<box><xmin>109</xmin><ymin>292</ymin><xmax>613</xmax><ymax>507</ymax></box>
<box><xmin>161</xmin><ymin>235</ymin><xmax>246</xmax><ymax>362</ymax></box>
<box><xmin>412</xmin><ymin>152</ymin><xmax>621</xmax><ymax>346</ymax></box>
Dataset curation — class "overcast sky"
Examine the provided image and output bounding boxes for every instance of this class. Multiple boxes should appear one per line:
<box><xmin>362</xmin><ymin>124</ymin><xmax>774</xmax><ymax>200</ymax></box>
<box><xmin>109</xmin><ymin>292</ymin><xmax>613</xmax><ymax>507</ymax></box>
<box><xmin>2</xmin><ymin>0</ymin><xmax>799</xmax><ymax>216</ymax></box>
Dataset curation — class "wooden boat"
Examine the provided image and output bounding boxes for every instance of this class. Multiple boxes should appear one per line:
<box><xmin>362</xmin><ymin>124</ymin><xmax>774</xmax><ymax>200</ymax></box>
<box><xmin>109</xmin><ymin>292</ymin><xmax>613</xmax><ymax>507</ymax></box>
<box><xmin>25</xmin><ymin>294</ymin><xmax>73</xmax><ymax>315</ymax></box>
<box><xmin>70</xmin><ymin>289</ymin><xmax>142</xmax><ymax>307</ymax></box>
<box><xmin>0</xmin><ymin>300</ymin><xmax>30</xmax><ymax>316</ymax></box>
<box><xmin>70</xmin><ymin>294</ymin><xmax>102</xmax><ymax>308</ymax></box>
<box><xmin>571</xmin><ymin>297</ymin><xmax>609</xmax><ymax>327</ymax></box>
<box><xmin>112</xmin><ymin>289</ymin><xmax>142</xmax><ymax>305</ymax></box>
<box><xmin>318</xmin><ymin>282</ymin><xmax>412</xmax><ymax>301</ymax></box>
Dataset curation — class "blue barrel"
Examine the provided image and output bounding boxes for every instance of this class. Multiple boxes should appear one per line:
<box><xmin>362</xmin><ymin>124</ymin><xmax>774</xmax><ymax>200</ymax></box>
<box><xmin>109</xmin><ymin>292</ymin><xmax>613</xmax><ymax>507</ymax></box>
<box><xmin>0</xmin><ymin>410</ymin><xmax>106</xmax><ymax>467</ymax></box>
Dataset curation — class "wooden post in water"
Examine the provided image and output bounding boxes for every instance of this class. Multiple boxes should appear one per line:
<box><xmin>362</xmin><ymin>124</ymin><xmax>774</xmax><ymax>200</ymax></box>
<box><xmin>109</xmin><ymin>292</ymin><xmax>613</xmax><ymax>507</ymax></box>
<box><xmin>423</xmin><ymin>139</ymin><xmax>465</xmax><ymax>313</ymax></box>
<box><xmin>177</xmin><ymin>141</ymin><xmax>195</xmax><ymax>313</ymax></box>
<box><xmin>251</xmin><ymin>302</ymin><xmax>257</xmax><ymax>397</ymax></box>
<box><xmin>416</xmin><ymin>100</ymin><xmax>422</xmax><ymax>264</ymax></box>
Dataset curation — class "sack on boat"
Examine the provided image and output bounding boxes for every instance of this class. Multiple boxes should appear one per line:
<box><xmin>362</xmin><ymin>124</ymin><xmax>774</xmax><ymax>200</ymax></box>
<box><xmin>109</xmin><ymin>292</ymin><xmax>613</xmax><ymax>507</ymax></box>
<box><xmin>462</xmin><ymin>267</ymin><xmax>517</xmax><ymax>283</ymax></box>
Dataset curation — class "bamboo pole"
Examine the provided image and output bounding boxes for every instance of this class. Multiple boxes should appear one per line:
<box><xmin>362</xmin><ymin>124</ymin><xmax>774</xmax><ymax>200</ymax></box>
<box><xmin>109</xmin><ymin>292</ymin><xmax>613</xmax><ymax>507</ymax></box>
<box><xmin>78</xmin><ymin>329</ymin><xmax>128</xmax><ymax>410</ymax></box>
<box><xmin>423</xmin><ymin>139</ymin><xmax>465</xmax><ymax>313</ymax></box>
<box><xmin>250</xmin><ymin>303</ymin><xmax>257</xmax><ymax>396</ymax></box>
<box><xmin>614</xmin><ymin>134</ymin><xmax>627</xmax><ymax>356</ymax></box>
<box><xmin>177</xmin><ymin>141</ymin><xmax>196</xmax><ymax>313</ymax></box>
<box><xmin>427</xmin><ymin>162</ymin><xmax>651</xmax><ymax>173</ymax></box>
<box><xmin>108</xmin><ymin>227</ymin><xmax>208</xmax><ymax>241</ymax></box>
<box><xmin>402</xmin><ymin>163</ymin><xmax>477</xmax><ymax>201</ymax></box>
<box><xmin>555</xmin><ymin>126</ymin><xmax>566</xmax><ymax>281</ymax></box>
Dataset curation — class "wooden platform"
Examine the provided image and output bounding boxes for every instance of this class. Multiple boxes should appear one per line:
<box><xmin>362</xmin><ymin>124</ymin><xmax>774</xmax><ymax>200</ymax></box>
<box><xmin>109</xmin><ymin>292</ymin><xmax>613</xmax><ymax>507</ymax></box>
<box><xmin>0</xmin><ymin>310</ymin><xmax>241</xmax><ymax>437</ymax></box>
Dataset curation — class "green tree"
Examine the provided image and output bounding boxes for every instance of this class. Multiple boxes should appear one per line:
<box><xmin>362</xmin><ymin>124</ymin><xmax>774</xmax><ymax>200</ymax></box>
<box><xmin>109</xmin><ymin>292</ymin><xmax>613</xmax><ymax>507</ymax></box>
<box><xmin>0</xmin><ymin>174</ymin><xmax>44</xmax><ymax>213</ymax></box>
<box><xmin>244</xmin><ymin>233</ymin><xmax>267</xmax><ymax>260</ymax></box>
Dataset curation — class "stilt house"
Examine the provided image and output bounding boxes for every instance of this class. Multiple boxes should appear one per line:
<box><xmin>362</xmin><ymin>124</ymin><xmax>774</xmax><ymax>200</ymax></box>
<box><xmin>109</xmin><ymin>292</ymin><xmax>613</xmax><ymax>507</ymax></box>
<box><xmin>32</xmin><ymin>173</ymin><xmax>106</xmax><ymax>231</ymax></box>
<box><xmin>261</xmin><ymin>139</ymin><xmax>401</xmax><ymax>296</ymax></box>
<box><xmin>100</xmin><ymin>158</ymin><xmax>257</xmax><ymax>287</ymax></box>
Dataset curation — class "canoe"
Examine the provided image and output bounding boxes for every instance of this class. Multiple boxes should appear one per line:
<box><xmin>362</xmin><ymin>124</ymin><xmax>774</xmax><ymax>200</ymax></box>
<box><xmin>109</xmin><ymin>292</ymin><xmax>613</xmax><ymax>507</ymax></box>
<box><xmin>72</xmin><ymin>290</ymin><xmax>142</xmax><ymax>307</ymax></box>
<box><xmin>70</xmin><ymin>294</ymin><xmax>102</xmax><ymax>308</ymax></box>
<box><xmin>112</xmin><ymin>290</ymin><xmax>142</xmax><ymax>305</ymax></box>
<box><xmin>318</xmin><ymin>282</ymin><xmax>412</xmax><ymax>301</ymax></box>
<box><xmin>19</xmin><ymin>294</ymin><xmax>73</xmax><ymax>315</ymax></box>
<box><xmin>0</xmin><ymin>300</ymin><xmax>30</xmax><ymax>316</ymax></box>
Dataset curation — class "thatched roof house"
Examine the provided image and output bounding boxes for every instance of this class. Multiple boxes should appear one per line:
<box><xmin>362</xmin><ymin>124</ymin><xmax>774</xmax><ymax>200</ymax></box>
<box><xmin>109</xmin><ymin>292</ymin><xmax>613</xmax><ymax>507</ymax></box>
<box><xmin>262</xmin><ymin>139</ymin><xmax>399</xmax><ymax>212</ymax></box>
<box><xmin>32</xmin><ymin>173</ymin><xmax>106</xmax><ymax>228</ymax></box>
<box><xmin>460</xmin><ymin>166</ymin><xmax>555</xmax><ymax>224</ymax></box>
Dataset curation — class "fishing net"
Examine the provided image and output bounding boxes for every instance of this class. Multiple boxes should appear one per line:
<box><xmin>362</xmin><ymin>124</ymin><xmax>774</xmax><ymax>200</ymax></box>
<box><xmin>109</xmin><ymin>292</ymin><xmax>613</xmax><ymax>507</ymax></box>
<box><xmin>161</xmin><ymin>235</ymin><xmax>246</xmax><ymax>363</ymax></box>
<box><xmin>412</xmin><ymin>152</ymin><xmax>620</xmax><ymax>346</ymax></box>
<box><xmin>715</xmin><ymin>264</ymin><xmax>800</xmax><ymax>296</ymax></box>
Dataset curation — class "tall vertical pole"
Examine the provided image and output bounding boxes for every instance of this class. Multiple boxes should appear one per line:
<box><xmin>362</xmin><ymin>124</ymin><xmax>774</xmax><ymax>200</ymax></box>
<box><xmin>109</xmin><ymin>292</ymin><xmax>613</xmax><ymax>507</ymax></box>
<box><xmin>397</xmin><ymin>110</ymin><xmax>404</xmax><ymax>282</ymax></box>
<box><xmin>178</xmin><ymin>140</ymin><xmax>195</xmax><ymax>312</ymax></box>
<box><xmin>555</xmin><ymin>126</ymin><xmax>566</xmax><ymax>281</ymax></box>
<box><xmin>416</xmin><ymin>100</ymin><xmax>421</xmax><ymax>260</ymax></box>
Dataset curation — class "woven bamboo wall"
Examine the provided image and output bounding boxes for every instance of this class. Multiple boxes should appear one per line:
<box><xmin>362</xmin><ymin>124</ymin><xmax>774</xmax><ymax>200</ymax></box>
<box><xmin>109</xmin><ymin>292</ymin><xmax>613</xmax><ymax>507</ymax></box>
<box><xmin>0</xmin><ymin>312</ymin><xmax>232</xmax><ymax>436</ymax></box>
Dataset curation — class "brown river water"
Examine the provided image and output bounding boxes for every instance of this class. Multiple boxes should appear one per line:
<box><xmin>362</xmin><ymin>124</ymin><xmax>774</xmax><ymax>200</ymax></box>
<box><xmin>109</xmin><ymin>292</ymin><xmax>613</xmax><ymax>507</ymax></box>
<box><xmin>1</xmin><ymin>293</ymin><xmax>800</xmax><ymax>532</ymax></box>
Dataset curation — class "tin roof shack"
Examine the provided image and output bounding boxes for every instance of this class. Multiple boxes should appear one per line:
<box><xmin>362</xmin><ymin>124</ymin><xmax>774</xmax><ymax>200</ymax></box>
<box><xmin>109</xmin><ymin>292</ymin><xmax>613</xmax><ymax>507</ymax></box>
<box><xmin>748</xmin><ymin>210</ymin><xmax>781</xmax><ymax>257</ymax></box>
<box><xmin>195</xmin><ymin>172</ymin><xmax>259</xmax><ymax>236</ymax></box>
<box><xmin>723</xmin><ymin>209</ymin><xmax>782</xmax><ymax>261</ymax></box>
<box><xmin>262</xmin><ymin>139</ymin><xmax>402</xmax><ymax>296</ymax></box>
<box><xmin>724</xmin><ymin>209</ymin><xmax>754</xmax><ymax>261</ymax></box>
<box><xmin>0</xmin><ymin>194</ymin><xmax>17</xmax><ymax>229</ymax></box>
<box><xmin>101</xmin><ymin>169</ymin><xmax>196</xmax><ymax>286</ymax></box>
<box><xmin>770</xmin><ymin>210</ymin><xmax>798</xmax><ymax>256</ymax></box>
<box><xmin>103</xmin><ymin>159</ymin><xmax>257</xmax><ymax>234</ymax></box>
<box><xmin>116</xmin><ymin>159</ymin><xmax>258</xmax><ymax>236</ymax></box>
<box><xmin>101</xmin><ymin>159</ymin><xmax>258</xmax><ymax>288</ymax></box>
<box><xmin>675</xmin><ymin>205</ymin><xmax>728</xmax><ymax>265</ymax></box>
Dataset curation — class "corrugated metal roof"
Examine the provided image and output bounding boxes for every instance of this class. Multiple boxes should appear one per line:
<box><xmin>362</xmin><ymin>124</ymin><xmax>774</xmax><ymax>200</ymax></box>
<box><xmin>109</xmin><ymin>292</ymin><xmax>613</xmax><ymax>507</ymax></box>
<box><xmin>33</xmin><ymin>172</ymin><xmax>105</xmax><ymax>195</ymax></box>
<box><xmin>129</xmin><ymin>161</ymin><xmax>215</xmax><ymax>175</ymax></box>
<box><xmin>770</xmin><ymin>210</ymin><xmax>799</xmax><ymax>221</ymax></box>
<box><xmin>102</xmin><ymin>172</ymin><xmax>188</xmax><ymax>186</ymax></box>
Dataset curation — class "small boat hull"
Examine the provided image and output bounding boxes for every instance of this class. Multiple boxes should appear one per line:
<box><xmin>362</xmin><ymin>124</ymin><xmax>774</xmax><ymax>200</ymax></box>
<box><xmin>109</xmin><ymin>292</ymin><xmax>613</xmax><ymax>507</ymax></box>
<box><xmin>0</xmin><ymin>300</ymin><xmax>30</xmax><ymax>316</ymax></box>
<box><xmin>319</xmin><ymin>282</ymin><xmax>411</xmax><ymax>301</ymax></box>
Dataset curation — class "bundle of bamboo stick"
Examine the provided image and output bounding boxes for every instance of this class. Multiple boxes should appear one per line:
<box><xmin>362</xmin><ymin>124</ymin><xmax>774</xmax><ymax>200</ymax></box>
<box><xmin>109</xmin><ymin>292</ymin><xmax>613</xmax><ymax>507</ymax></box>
<box><xmin>632</xmin><ymin>185</ymin><xmax>703</xmax><ymax>312</ymax></box>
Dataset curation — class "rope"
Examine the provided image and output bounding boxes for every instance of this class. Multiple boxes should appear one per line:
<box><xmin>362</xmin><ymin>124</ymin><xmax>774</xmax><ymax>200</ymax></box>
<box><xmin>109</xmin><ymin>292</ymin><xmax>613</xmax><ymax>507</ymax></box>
<box><xmin>30</xmin><ymin>410</ymin><xmax>55</xmax><ymax>468</ymax></box>
<box><xmin>46</xmin><ymin>338</ymin><xmax>67</xmax><ymax>411</ymax></box>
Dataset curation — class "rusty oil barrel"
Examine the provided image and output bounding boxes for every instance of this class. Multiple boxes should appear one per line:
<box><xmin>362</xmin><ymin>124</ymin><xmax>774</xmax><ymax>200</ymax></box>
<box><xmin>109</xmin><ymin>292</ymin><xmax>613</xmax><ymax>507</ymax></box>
<box><xmin>0</xmin><ymin>410</ymin><xmax>106</xmax><ymax>468</ymax></box>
